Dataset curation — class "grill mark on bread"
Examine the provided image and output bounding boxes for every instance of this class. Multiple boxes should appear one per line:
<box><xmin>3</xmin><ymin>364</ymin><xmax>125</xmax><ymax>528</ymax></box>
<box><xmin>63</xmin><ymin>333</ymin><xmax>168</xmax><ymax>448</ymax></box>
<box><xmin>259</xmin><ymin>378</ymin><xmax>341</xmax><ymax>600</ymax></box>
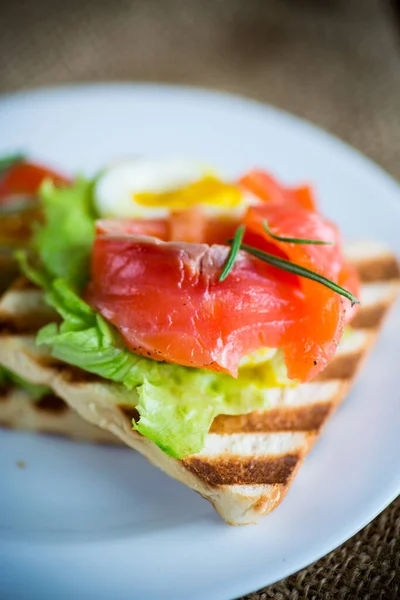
<box><xmin>0</xmin><ymin>303</ymin><xmax>60</xmax><ymax>334</ymax></box>
<box><xmin>210</xmin><ymin>403</ymin><xmax>332</xmax><ymax>434</ymax></box>
<box><xmin>0</xmin><ymin>279</ymin><xmax>58</xmax><ymax>335</ymax></box>
<box><xmin>0</xmin><ymin>390</ymin><xmax>121</xmax><ymax>443</ymax></box>
<box><xmin>351</xmin><ymin>304</ymin><xmax>387</xmax><ymax>329</ymax></box>
<box><xmin>56</xmin><ymin>365</ymin><xmax>105</xmax><ymax>384</ymax></box>
<box><xmin>355</xmin><ymin>256</ymin><xmax>400</xmax><ymax>282</ymax></box>
<box><xmin>183</xmin><ymin>454</ymin><xmax>300</xmax><ymax>486</ymax></box>
<box><xmin>0</xmin><ymin>384</ymin><xmax>13</xmax><ymax>401</ymax></box>
<box><xmin>0</xmin><ymin>316</ymin><xmax>49</xmax><ymax>335</ymax></box>
<box><xmin>315</xmin><ymin>352</ymin><xmax>363</xmax><ymax>381</ymax></box>
<box><xmin>119</xmin><ymin>405</ymin><xmax>140</xmax><ymax>424</ymax></box>
<box><xmin>35</xmin><ymin>393</ymin><xmax>68</xmax><ymax>414</ymax></box>
<box><xmin>0</xmin><ymin>384</ymin><xmax>67</xmax><ymax>413</ymax></box>
<box><xmin>9</xmin><ymin>277</ymin><xmax>38</xmax><ymax>292</ymax></box>
<box><xmin>34</xmin><ymin>355</ymin><xmax>105</xmax><ymax>384</ymax></box>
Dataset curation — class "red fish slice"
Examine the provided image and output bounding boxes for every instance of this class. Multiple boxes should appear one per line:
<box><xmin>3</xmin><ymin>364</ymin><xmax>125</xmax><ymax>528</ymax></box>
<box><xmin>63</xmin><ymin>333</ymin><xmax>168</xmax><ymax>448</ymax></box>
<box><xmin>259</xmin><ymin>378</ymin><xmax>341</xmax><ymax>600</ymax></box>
<box><xmin>87</xmin><ymin>170</ymin><xmax>359</xmax><ymax>382</ymax></box>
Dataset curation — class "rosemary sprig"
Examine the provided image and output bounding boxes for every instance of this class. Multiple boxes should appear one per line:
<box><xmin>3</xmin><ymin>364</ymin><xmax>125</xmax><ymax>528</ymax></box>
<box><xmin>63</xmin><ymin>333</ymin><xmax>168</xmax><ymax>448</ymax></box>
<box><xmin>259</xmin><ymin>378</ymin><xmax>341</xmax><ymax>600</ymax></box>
<box><xmin>219</xmin><ymin>225</ymin><xmax>359</xmax><ymax>305</ymax></box>
<box><xmin>239</xmin><ymin>243</ymin><xmax>360</xmax><ymax>306</ymax></box>
<box><xmin>0</xmin><ymin>152</ymin><xmax>25</xmax><ymax>172</ymax></box>
<box><xmin>219</xmin><ymin>224</ymin><xmax>246</xmax><ymax>282</ymax></box>
<box><xmin>263</xmin><ymin>220</ymin><xmax>334</xmax><ymax>245</ymax></box>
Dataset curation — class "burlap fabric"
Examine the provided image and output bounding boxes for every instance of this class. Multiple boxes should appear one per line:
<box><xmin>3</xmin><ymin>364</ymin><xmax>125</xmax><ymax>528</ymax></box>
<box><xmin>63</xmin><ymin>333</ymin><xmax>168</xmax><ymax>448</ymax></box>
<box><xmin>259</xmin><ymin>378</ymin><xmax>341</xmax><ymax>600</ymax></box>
<box><xmin>0</xmin><ymin>1</ymin><xmax>399</xmax><ymax>597</ymax></box>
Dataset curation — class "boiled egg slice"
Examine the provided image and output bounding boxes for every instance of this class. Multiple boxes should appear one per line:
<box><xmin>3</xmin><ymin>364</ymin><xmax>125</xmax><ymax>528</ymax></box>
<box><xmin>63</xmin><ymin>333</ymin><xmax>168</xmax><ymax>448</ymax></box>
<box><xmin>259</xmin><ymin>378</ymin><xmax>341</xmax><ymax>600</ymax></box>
<box><xmin>94</xmin><ymin>158</ymin><xmax>258</xmax><ymax>219</ymax></box>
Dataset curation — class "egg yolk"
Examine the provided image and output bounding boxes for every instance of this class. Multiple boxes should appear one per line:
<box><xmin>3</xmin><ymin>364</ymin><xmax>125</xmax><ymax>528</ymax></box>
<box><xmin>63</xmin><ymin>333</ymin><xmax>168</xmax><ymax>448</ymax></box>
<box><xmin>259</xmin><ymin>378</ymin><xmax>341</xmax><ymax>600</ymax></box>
<box><xmin>133</xmin><ymin>175</ymin><xmax>242</xmax><ymax>210</ymax></box>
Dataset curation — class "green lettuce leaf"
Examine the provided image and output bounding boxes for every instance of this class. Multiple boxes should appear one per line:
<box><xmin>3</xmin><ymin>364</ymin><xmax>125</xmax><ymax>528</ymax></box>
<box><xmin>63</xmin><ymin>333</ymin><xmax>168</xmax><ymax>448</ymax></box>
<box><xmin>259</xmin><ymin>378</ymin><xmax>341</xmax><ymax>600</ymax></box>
<box><xmin>32</xmin><ymin>178</ymin><xmax>96</xmax><ymax>289</ymax></box>
<box><xmin>36</xmin><ymin>278</ymin><xmax>153</xmax><ymax>390</ymax></box>
<box><xmin>0</xmin><ymin>365</ymin><xmax>50</xmax><ymax>401</ymax></box>
<box><xmin>133</xmin><ymin>372</ymin><xmax>271</xmax><ymax>458</ymax></box>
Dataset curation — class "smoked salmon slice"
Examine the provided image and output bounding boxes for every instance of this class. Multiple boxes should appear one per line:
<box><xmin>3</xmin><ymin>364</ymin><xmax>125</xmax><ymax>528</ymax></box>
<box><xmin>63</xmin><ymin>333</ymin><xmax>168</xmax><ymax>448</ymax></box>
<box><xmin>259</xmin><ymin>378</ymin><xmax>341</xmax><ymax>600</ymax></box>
<box><xmin>88</xmin><ymin>197</ymin><xmax>359</xmax><ymax>382</ymax></box>
<box><xmin>87</xmin><ymin>235</ymin><xmax>303</xmax><ymax>376</ymax></box>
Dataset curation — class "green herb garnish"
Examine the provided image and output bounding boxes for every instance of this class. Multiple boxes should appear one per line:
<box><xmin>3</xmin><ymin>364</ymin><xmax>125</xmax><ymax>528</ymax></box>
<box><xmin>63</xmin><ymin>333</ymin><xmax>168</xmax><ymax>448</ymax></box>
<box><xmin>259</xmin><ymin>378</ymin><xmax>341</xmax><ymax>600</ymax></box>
<box><xmin>263</xmin><ymin>220</ymin><xmax>334</xmax><ymax>245</ymax></box>
<box><xmin>239</xmin><ymin>243</ymin><xmax>359</xmax><ymax>306</ymax></box>
<box><xmin>0</xmin><ymin>152</ymin><xmax>25</xmax><ymax>172</ymax></box>
<box><xmin>219</xmin><ymin>225</ymin><xmax>360</xmax><ymax>306</ymax></box>
<box><xmin>219</xmin><ymin>224</ymin><xmax>246</xmax><ymax>282</ymax></box>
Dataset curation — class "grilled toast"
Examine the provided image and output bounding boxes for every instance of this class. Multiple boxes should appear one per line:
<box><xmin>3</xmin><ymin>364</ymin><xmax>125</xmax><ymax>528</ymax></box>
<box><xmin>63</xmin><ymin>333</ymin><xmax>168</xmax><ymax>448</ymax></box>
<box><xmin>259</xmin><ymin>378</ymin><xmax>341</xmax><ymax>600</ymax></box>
<box><xmin>0</xmin><ymin>278</ymin><xmax>117</xmax><ymax>444</ymax></box>
<box><xmin>0</xmin><ymin>385</ymin><xmax>118</xmax><ymax>443</ymax></box>
<box><xmin>0</xmin><ymin>241</ymin><xmax>398</xmax><ymax>524</ymax></box>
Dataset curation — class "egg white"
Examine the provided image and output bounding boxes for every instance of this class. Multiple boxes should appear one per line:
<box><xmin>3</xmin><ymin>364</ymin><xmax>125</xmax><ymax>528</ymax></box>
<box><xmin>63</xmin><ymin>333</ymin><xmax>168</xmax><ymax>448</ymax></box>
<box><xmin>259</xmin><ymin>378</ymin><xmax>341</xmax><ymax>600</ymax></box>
<box><xmin>94</xmin><ymin>157</ymin><xmax>258</xmax><ymax>219</ymax></box>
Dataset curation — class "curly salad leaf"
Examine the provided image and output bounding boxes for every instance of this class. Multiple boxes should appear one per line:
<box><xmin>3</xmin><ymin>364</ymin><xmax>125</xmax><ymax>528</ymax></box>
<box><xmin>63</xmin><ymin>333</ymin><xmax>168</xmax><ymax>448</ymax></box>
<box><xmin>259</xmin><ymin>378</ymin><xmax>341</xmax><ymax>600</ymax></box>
<box><xmin>32</xmin><ymin>178</ymin><xmax>96</xmax><ymax>290</ymax></box>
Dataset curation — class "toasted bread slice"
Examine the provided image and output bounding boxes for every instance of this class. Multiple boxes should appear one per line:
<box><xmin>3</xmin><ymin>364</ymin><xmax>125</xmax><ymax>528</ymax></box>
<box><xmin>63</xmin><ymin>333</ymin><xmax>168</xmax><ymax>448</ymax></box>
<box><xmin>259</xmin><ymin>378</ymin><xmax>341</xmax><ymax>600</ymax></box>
<box><xmin>0</xmin><ymin>242</ymin><xmax>398</xmax><ymax>524</ymax></box>
<box><xmin>0</xmin><ymin>278</ymin><xmax>118</xmax><ymax>444</ymax></box>
<box><xmin>0</xmin><ymin>385</ymin><xmax>118</xmax><ymax>443</ymax></box>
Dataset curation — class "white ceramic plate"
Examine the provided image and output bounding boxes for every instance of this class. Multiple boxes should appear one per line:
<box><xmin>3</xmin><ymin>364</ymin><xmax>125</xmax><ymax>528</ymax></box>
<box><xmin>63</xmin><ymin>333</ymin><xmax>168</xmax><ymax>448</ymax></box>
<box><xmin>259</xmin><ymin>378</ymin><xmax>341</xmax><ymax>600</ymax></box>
<box><xmin>0</xmin><ymin>84</ymin><xmax>399</xmax><ymax>600</ymax></box>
